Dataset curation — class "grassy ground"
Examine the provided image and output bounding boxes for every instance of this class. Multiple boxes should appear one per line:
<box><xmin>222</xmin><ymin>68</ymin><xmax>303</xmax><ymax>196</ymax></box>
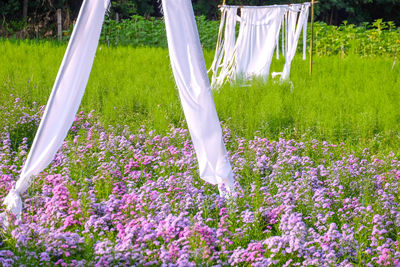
<box><xmin>2</xmin><ymin>39</ymin><xmax>400</xmax><ymax>265</ymax></box>
<box><xmin>1</xmin><ymin>39</ymin><xmax>400</xmax><ymax>155</ymax></box>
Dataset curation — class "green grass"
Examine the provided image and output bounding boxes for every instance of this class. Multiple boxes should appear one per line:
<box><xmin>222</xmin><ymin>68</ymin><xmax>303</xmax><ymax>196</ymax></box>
<box><xmin>1</xmin><ymin>39</ymin><xmax>400</xmax><ymax>154</ymax></box>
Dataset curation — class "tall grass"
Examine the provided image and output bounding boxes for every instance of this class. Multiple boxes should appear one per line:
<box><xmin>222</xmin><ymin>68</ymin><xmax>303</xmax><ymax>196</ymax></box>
<box><xmin>1</xmin><ymin>39</ymin><xmax>399</xmax><ymax>154</ymax></box>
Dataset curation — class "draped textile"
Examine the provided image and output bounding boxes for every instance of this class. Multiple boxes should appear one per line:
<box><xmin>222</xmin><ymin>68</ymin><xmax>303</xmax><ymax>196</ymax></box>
<box><xmin>211</xmin><ymin>3</ymin><xmax>310</xmax><ymax>88</ymax></box>
<box><xmin>3</xmin><ymin>0</ymin><xmax>110</xmax><ymax>219</ymax></box>
<box><xmin>163</xmin><ymin>0</ymin><xmax>235</xmax><ymax>193</ymax></box>
<box><xmin>3</xmin><ymin>0</ymin><xmax>235</xmax><ymax>221</ymax></box>
<box><xmin>235</xmin><ymin>7</ymin><xmax>287</xmax><ymax>80</ymax></box>
<box><xmin>278</xmin><ymin>3</ymin><xmax>310</xmax><ymax>80</ymax></box>
<box><xmin>210</xmin><ymin>6</ymin><xmax>238</xmax><ymax>89</ymax></box>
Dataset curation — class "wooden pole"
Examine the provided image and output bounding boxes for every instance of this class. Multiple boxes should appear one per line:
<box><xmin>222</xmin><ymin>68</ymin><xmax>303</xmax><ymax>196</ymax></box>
<box><xmin>222</xmin><ymin>0</ymin><xmax>226</xmax><ymax>6</ymax></box>
<box><xmin>57</xmin><ymin>9</ymin><xmax>62</xmax><ymax>41</ymax></box>
<box><xmin>23</xmin><ymin>0</ymin><xmax>28</xmax><ymax>19</ymax></box>
<box><xmin>309</xmin><ymin>0</ymin><xmax>315</xmax><ymax>76</ymax></box>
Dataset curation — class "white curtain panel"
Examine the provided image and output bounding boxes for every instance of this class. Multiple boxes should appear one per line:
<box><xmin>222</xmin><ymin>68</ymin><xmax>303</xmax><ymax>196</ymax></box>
<box><xmin>3</xmin><ymin>0</ymin><xmax>236</xmax><ymax>221</ymax></box>
<box><xmin>162</xmin><ymin>0</ymin><xmax>235</xmax><ymax>194</ymax></box>
<box><xmin>279</xmin><ymin>3</ymin><xmax>310</xmax><ymax>80</ymax></box>
<box><xmin>210</xmin><ymin>6</ymin><xmax>238</xmax><ymax>89</ymax></box>
<box><xmin>2</xmin><ymin>0</ymin><xmax>110</xmax><ymax>219</ymax></box>
<box><xmin>234</xmin><ymin>7</ymin><xmax>286</xmax><ymax>80</ymax></box>
<box><xmin>211</xmin><ymin>3</ymin><xmax>310</xmax><ymax>87</ymax></box>
<box><xmin>210</xmin><ymin>7</ymin><xmax>227</xmax><ymax>87</ymax></box>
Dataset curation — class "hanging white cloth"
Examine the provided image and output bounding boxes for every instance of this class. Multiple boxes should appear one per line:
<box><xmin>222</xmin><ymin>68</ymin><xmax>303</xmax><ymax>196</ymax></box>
<box><xmin>210</xmin><ymin>6</ymin><xmax>238</xmax><ymax>89</ymax></box>
<box><xmin>211</xmin><ymin>3</ymin><xmax>310</xmax><ymax>88</ymax></box>
<box><xmin>2</xmin><ymin>0</ymin><xmax>110</xmax><ymax>219</ymax></box>
<box><xmin>235</xmin><ymin>7</ymin><xmax>286</xmax><ymax>80</ymax></box>
<box><xmin>274</xmin><ymin>3</ymin><xmax>310</xmax><ymax>80</ymax></box>
<box><xmin>162</xmin><ymin>0</ymin><xmax>235</xmax><ymax>194</ymax></box>
<box><xmin>2</xmin><ymin>0</ymin><xmax>235</xmax><ymax>221</ymax></box>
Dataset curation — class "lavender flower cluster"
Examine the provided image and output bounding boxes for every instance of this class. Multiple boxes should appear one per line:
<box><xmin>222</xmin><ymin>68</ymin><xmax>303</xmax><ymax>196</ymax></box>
<box><xmin>1</xmin><ymin>100</ymin><xmax>400</xmax><ymax>266</ymax></box>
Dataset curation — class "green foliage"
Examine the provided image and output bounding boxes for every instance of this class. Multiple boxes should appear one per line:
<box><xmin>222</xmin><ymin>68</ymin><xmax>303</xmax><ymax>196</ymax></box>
<box><xmin>109</xmin><ymin>0</ymin><xmax>137</xmax><ymax>19</ymax></box>
<box><xmin>99</xmin><ymin>16</ymin><xmax>400</xmax><ymax>58</ymax></box>
<box><xmin>0</xmin><ymin>0</ymin><xmax>20</xmax><ymax>19</ymax></box>
<box><xmin>101</xmin><ymin>15</ymin><xmax>166</xmax><ymax>47</ymax></box>
<box><xmin>1</xmin><ymin>40</ymin><xmax>400</xmax><ymax>155</ymax></box>
<box><xmin>313</xmin><ymin>20</ymin><xmax>400</xmax><ymax>57</ymax></box>
<box><xmin>314</xmin><ymin>0</ymin><xmax>400</xmax><ymax>25</ymax></box>
<box><xmin>2</xmin><ymin>0</ymin><xmax>400</xmax><ymax>26</ymax></box>
<box><xmin>100</xmin><ymin>15</ymin><xmax>219</xmax><ymax>50</ymax></box>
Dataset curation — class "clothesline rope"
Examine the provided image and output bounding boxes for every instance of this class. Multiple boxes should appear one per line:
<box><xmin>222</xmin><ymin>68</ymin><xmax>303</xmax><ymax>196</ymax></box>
<box><xmin>218</xmin><ymin>3</ymin><xmax>309</xmax><ymax>9</ymax></box>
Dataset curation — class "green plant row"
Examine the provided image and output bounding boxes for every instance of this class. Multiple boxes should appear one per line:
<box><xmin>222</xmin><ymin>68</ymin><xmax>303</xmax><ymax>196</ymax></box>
<box><xmin>313</xmin><ymin>19</ymin><xmax>400</xmax><ymax>57</ymax></box>
<box><xmin>100</xmin><ymin>15</ymin><xmax>219</xmax><ymax>50</ymax></box>
<box><xmin>1</xmin><ymin>41</ymin><xmax>400</xmax><ymax>156</ymax></box>
<box><xmin>99</xmin><ymin>16</ymin><xmax>400</xmax><ymax>58</ymax></box>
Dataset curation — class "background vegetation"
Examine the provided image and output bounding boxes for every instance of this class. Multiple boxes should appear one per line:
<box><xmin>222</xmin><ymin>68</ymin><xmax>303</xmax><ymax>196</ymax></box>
<box><xmin>0</xmin><ymin>39</ymin><xmax>399</xmax><ymax>156</ymax></box>
<box><xmin>98</xmin><ymin>16</ymin><xmax>400</xmax><ymax>58</ymax></box>
<box><xmin>1</xmin><ymin>0</ymin><xmax>400</xmax><ymax>39</ymax></box>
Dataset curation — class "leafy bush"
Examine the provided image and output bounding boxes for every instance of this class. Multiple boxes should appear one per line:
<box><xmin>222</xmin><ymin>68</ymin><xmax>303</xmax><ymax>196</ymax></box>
<box><xmin>100</xmin><ymin>15</ymin><xmax>219</xmax><ymax>50</ymax></box>
<box><xmin>100</xmin><ymin>16</ymin><xmax>400</xmax><ymax>58</ymax></box>
<box><xmin>313</xmin><ymin>20</ymin><xmax>400</xmax><ymax>58</ymax></box>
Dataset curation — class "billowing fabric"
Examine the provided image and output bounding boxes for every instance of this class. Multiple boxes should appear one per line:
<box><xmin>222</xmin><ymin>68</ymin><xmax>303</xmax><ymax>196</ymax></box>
<box><xmin>2</xmin><ymin>0</ymin><xmax>235</xmax><ymax>220</ymax></box>
<box><xmin>277</xmin><ymin>3</ymin><xmax>310</xmax><ymax>80</ymax></box>
<box><xmin>2</xmin><ymin>0</ymin><xmax>110</xmax><ymax>219</ymax></box>
<box><xmin>162</xmin><ymin>0</ymin><xmax>235</xmax><ymax>193</ymax></box>
<box><xmin>211</xmin><ymin>3</ymin><xmax>310</xmax><ymax>88</ymax></box>
<box><xmin>210</xmin><ymin>6</ymin><xmax>238</xmax><ymax>89</ymax></box>
<box><xmin>235</xmin><ymin>7</ymin><xmax>286</xmax><ymax>80</ymax></box>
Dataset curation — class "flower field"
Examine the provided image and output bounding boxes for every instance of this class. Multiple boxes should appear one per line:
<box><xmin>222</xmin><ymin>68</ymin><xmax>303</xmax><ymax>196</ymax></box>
<box><xmin>1</xmin><ymin>96</ymin><xmax>400</xmax><ymax>266</ymax></box>
<box><xmin>1</xmin><ymin>40</ymin><xmax>400</xmax><ymax>265</ymax></box>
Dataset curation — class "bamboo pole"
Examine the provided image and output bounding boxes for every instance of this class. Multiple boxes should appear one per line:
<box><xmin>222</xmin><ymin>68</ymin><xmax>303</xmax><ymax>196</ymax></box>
<box><xmin>309</xmin><ymin>0</ymin><xmax>315</xmax><ymax>76</ymax></box>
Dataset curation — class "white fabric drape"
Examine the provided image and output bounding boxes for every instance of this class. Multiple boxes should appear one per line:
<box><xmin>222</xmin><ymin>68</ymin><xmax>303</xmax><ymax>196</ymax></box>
<box><xmin>235</xmin><ymin>7</ymin><xmax>286</xmax><ymax>80</ymax></box>
<box><xmin>2</xmin><ymin>0</ymin><xmax>235</xmax><ymax>220</ymax></box>
<box><xmin>210</xmin><ymin>6</ymin><xmax>238</xmax><ymax>89</ymax></box>
<box><xmin>163</xmin><ymin>0</ymin><xmax>235</xmax><ymax>193</ymax></box>
<box><xmin>278</xmin><ymin>3</ymin><xmax>310</xmax><ymax>80</ymax></box>
<box><xmin>210</xmin><ymin>3</ymin><xmax>310</xmax><ymax>88</ymax></box>
<box><xmin>2</xmin><ymin>0</ymin><xmax>110</xmax><ymax>219</ymax></box>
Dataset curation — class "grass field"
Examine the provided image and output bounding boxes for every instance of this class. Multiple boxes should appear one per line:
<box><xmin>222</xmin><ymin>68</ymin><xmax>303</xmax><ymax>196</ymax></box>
<box><xmin>1</xmin><ymin>39</ymin><xmax>399</xmax><ymax>155</ymax></box>
<box><xmin>1</xmin><ymin>39</ymin><xmax>400</xmax><ymax>265</ymax></box>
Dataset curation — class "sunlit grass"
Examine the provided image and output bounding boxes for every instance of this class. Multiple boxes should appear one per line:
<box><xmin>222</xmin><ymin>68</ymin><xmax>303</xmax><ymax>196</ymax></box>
<box><xmin>1</xmin><ymin>39</ymin><xmax>399</xmax><ymax>154</ymax></box>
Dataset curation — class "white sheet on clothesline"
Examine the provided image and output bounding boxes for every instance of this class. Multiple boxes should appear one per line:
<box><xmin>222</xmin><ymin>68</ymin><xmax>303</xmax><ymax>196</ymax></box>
<box><xmin>163</xmin><ymin>0</ymin><xmax>235</xmax><ymax>193</ymax></box>
<box><xmin>3</xmin><ymin>0</ymin><xmax>235</xmax><ymax>220</ymax></box>
<box><xmin>274</xmin><ymin>3</ymin><xmax>310</xmax><ymax>80</ymax></box>
<box><xmin>210</xmin><ymin>6</ymin><xmax>238</xmax><ymax>89</ymax></box>
<box><xmin>3</xmin><ymin>0</ymin><xmax>110</xmax><ymax>218</ymax></box>
<box><xmin>235</xmin><ymin>6</ymin><xmax>287</xmax><ymax>80</ymax></box>
<box><xmin>210</xmin><ymin>3</ymin><xmax>310</xmax><ymax>88</ymax></box>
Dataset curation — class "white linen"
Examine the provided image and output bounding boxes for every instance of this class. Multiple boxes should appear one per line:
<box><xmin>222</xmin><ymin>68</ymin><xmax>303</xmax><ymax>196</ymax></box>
<box><xmin>210</xmin><ymin>6</ymin><xmax>238</xmax><ymax>89</ymax></box>
<box><xmin>279</xmin><ymin>3</ymin><xmax>310</xmax><ymax>80</ymax></box>
<box><xmin>211</xmin><ymin>3</ymin><xmax>310</xmax><ymax>87</ymax></box>
<box><xmin>2</xmin><ymin>0</ymin><xmax>110</xmax><ymax>219</ymax></box>
<box><xmin>162</xmin><ymin>0</ymin><xmax>235</xmax><ymax>193</ymax></box>
<box><xmin>235</xmin><ymin>7</ymin><xmax>286</xmax><ymax>80</ymax></box>
<box><xmin>3</xmin><ymin>0</ymin><xmax>236</xmax><ymax>222</ymax></box>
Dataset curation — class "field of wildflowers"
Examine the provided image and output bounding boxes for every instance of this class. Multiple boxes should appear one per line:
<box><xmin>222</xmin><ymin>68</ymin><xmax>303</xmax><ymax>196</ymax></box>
<box><xmin>1</xmin><ymin>37</ymin><xmax>400</xmax><ymax>265</ymax></box>
<box><xmin>2</xmin><ymin>40</ymin><xmax>400</xmax><ymax>154</ymax></box>
<box><xmin>1</xmin><ymin>95</ymin><xmax>400</xmax><ymax>265</ymax></box>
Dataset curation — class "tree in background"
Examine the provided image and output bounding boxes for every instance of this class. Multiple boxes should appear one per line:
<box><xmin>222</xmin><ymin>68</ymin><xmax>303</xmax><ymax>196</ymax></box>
<box><xmin>315</xmin><ymin>0</ymin><xmax>400</xmax><ymax>25</ymax></box>
<box><xmin>109</xmin><ymin>0</ymin><xmax>136</xmax><ymax>19</ymax></box>
<box><xmin>1</xmin><ymin>0</ymin><xmax>400</xmax><ymax>38</ymax></box>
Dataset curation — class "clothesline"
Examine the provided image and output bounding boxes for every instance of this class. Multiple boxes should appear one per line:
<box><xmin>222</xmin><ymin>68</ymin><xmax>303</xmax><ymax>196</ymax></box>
<box><xmin>210</xmin><ymin>2</ymin><xmax>310</xmax><ymax>88</ymax></box>
<box><xmin>218</xmin><ymin>3</ymin><xmax>315</xmax><ymax>9</ymax></box>
<box><xmin>218</xmin><ymin>1</ymin><xmax>318</xmax><ymax>8</ymax></box>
